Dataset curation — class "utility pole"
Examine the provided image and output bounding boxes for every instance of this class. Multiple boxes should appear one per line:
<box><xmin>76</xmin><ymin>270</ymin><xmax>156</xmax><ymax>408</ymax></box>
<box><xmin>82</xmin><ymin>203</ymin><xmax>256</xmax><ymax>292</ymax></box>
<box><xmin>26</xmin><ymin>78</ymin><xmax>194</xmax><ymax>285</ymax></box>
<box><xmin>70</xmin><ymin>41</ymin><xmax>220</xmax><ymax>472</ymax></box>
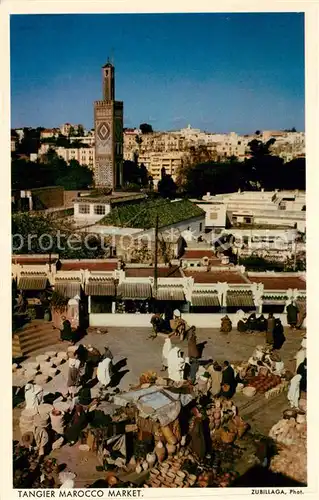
<box><xmin>154</xmin><ymin>215</ymin><xmax>159</xmax><ymax>299</ymax></box>
<box><xmin>293</xmin><ymin>240</ymin><xmax>297</xmax><ymax>272</ymax></box>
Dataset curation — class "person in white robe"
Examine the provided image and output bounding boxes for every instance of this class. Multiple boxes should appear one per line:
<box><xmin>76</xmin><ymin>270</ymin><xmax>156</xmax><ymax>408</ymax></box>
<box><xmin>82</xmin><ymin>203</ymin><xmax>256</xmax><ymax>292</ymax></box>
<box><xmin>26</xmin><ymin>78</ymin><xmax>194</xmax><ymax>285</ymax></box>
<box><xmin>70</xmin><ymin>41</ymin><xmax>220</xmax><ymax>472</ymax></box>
<box><xmin>97</xmin><ymin>357</ymin><xmax>112</xmax><ymax>387</ymax></box>
<box><xmin>295</xmin><ymin>337</ymin><xmax>306</xmax><ymax>372</ymax></box>
<box><xmin>161</xmin><ymin>337</ymin><xmax>172</xmax><ymax>371</ymax></box>
<box><xmin>167</xmin><ymin>347</ymin><xmax>185</xmax><ymax>382</ymax></box>
<box><xmin>25</xmin><ymin>382</ymin><xmax>44</xmax><ymax>411</ymax></box>
<box><xmin>287</xmin><ymin>374</ymin><xmax>302</xmax><ymax>408</ymax></box>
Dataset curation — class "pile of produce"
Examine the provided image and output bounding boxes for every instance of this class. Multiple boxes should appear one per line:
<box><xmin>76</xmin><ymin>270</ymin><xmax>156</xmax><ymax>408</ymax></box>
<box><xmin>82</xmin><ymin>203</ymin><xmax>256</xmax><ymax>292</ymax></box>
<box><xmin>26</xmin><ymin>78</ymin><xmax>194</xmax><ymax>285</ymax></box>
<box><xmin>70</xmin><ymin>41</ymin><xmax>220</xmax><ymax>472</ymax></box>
<box><xmin>269</xmin><ymin>413</ymin><xmax>307</xmax><ymax>484</ymax></box>
<box><xmin>139</xmin><ymin>371</ymin><xmax>157</xmax><ymax>385</ymax></box>
<box><xmin>269</xmin><ymin>414</ymin><xmax>306</xmax><ymax>446</ymax></box>
<box><xmin>245</xmin><ymin>374</ymin><xmax>282</xmax><ymax>394</ymax></box>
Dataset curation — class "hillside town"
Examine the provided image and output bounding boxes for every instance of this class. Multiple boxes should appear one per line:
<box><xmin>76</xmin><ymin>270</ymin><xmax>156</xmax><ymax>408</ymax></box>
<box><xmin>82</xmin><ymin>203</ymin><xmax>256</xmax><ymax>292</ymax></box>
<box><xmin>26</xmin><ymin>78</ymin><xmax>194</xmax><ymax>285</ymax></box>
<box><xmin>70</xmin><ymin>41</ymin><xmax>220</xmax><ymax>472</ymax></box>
<box><xmin>11</xmin><ymin>15</ymin><xmax>307</xmax><ymax>492</ymax></box>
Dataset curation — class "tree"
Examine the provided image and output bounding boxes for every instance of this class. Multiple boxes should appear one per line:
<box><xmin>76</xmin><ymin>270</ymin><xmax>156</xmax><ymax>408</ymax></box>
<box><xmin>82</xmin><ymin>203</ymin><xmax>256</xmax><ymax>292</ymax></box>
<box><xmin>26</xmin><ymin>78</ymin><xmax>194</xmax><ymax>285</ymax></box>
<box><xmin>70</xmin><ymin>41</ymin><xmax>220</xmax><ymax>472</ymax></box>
<box><xmin>140</xmin><ymin>123</ymin><xmax>153</xmax><ymax>134</ymax></box>
<box><xmin>183</xmin><ymin>161</ymin><xmax>245</xmax><ymax>197</ymax></box>
<box><xmin>55</xmin><ymin>160</ymin><xmax>93</xmax><ymax>190</ymax></box>
<box><xmin>157</xmin><ymin>174</ymin><xmax>177</xmax><ymax>199</ymax></box>
<box><xmin>244</xmin><ymin>138</ymin><xmax>284</xmax><ymax>189</ymax></box>
<box><xmin>12</xmin><ymin>212</ymin><xmax>106</xmax><ymax>258</ymax></box>
<box><xmin>123</xmin><ymin>160</ymin><xmax>142</xmax><ymax>185</ymax></box>
<box><xmin>176</xmin><ymin>145</ymin><xmax>216</xmax><ymax>187</ymax></box>
<box><xmin>77</xmin><ymin>124</ymin><xmax>85</xmax><ymax>136</ymax></box>
<box><xmin>140</xmin><ymin>163</ymin><xmax>149</xmax><ymax>187</ymax></box>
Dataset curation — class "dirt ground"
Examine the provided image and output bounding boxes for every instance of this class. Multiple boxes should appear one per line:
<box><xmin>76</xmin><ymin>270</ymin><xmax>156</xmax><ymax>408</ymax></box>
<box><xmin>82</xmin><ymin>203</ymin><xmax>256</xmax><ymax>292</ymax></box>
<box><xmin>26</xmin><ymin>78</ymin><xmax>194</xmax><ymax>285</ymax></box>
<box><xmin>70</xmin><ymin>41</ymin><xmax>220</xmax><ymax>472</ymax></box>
<box><xmin>12</xmin><ymin>324</ymin><xmax>306</xmax><ymax>487</ymax></box>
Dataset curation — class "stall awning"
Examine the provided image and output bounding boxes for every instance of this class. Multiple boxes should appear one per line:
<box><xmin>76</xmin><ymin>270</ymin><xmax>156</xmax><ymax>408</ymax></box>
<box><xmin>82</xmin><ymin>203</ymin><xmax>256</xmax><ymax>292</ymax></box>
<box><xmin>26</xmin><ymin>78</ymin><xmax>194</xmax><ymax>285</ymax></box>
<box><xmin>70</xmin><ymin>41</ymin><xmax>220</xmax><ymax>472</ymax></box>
<box><xmin>18</xmin><ymin>275</ymin><xmax>48</xmax><ymax>291</ymax></box>
<box><xmin>86</xmin><ymin>280</ymin><xmax>116</xmax><ymax>297</ymax></box>
<box><xmin>262</xmin><ymin>295</ymin><xmax>287</xmax><ymax>305</ymax></box>
<box><xmin>192</xmin><ymin>291</ymin><xmax>220</xmax><ymax>307</ymax></box>
<box><xmin>54</xmin><ymin>281</ymin><xmax>81</xmax><ymax>298</ymax></box>
<box><xmin>117</xmin><ymin>282</ymin><xmax>152</xmax><ymax>300</ymax></box>
<box><xmin>156</xmin><ymin>286</ymin><xmax>185</xmax><ymax>301</ymax></box>
<box><xmin>226</xmin><ymin>290</ymin><xmax>255</xmax><ymax>308</ymax></box>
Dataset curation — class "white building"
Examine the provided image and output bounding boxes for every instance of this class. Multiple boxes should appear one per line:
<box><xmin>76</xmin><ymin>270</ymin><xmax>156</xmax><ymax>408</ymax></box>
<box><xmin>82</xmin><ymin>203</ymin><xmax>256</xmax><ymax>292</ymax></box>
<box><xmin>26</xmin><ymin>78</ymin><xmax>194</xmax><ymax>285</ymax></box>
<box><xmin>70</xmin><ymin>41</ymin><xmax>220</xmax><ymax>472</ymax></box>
<box><xmin>55</xmin><ymin>146</ymin><xmax>95</xmax><ymax>170</ymax></box>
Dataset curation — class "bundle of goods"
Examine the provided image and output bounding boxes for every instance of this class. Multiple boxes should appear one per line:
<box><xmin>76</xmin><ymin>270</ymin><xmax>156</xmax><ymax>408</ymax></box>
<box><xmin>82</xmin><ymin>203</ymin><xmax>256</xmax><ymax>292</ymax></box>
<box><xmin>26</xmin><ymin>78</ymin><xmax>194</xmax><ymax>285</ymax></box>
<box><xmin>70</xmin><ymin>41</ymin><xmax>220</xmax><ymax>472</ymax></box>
<box><xmin>269</xmin><ymin>413</ymin><xmax>307</xmax><ymax>484</ymax></box>
<box><xmin>139</xmin><ymin>371</ymin><xmax>157</xmax><ymax>385</ymax></box>
<box><xmin>244</xmin><ymin>374</ymin><xmax>282</xmax><ymax>394</ymax></box>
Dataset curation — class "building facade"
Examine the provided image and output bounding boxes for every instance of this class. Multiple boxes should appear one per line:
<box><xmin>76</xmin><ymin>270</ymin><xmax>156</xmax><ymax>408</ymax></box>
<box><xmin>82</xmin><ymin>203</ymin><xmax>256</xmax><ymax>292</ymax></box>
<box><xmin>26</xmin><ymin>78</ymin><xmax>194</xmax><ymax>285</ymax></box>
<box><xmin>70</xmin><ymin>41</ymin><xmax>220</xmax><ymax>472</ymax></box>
<box><xmin>94</xmin><ymin>62</ymin><xmax>123</xmax><ymax>189</ymax></box>
<box><xmin>55</xmin><ymin>147</ymin><xmax>95</xmax><ymax>170</ymax></box>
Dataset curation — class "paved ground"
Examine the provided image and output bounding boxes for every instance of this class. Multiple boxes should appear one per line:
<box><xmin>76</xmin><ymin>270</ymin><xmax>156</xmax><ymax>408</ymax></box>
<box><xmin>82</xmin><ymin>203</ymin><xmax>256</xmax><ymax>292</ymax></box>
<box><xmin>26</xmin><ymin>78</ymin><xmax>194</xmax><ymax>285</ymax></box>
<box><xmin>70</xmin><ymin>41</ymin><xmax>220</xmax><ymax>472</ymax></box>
<box><xmin>12</xmin><ymin>324</ymin><xmax>306</xmax><ymax>487</ymax></box>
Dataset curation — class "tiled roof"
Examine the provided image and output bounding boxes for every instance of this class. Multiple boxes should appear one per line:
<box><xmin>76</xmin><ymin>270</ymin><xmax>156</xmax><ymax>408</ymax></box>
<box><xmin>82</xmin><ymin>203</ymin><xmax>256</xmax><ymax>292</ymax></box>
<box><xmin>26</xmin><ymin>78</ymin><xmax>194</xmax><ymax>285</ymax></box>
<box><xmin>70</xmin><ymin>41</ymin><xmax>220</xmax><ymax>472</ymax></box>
<box><xmin>226</xmin><ymin>290</ymin><xmax>255</xmax><ymax>308</ymax></box>
<box><xmin>248</xmin><ymin>276</ymin><xmax>306</xmax><ymax>290</ymax></box>
<box><xmin>18</xmin><ymin>276</ymin><xmax>48</xmax><ymax>291</ymax></box>
<box><xmin>156</xmin><ymin>285</ymin><xmax>185</xmax><ymax>301</ymax></box>
<box><xmin>191</xmin><ymin>290</ymin><xmax>220</xmax><ymax>307</ymax></box>
<box><xmin>100</xmin><ymin>199</ymin><xmax>204</xmax><ymax>229</ymax></box>
<box><xmin>124</xmin><ymin>266</ymin><xmax>182</xmax><ymax>278</ymax></box>
<box><xmin>184</xmin><ymin>270</ymin><xmax>247</xmax><ymax>284</ymax></box>
<box><xmin>54</xmin><ymin>280</ymin><xmax>82</xmax><ymax>298</ymax></box>
<box><xmin>183</xmin><ymin>249</ymin><xmax>215</xmax><ymax>259</ymax></box>
<box><xmin>60</xmin><ymin>261</ymin><xmax>118</xmax><ymax>271</ymax></box>
<box><xmin>117</xmin><ymin>282</ymin><xmax>152</xmax><ymax>300</ymax></box>
<box><xmin>12</xmin><ymin>256</ymin><xmax>59</xmax><ymax>265</ymax></box>
<box><xmin>85</xmin><ymin>279</ymin><xmax>115</xmax><ymax>296</ymax></box>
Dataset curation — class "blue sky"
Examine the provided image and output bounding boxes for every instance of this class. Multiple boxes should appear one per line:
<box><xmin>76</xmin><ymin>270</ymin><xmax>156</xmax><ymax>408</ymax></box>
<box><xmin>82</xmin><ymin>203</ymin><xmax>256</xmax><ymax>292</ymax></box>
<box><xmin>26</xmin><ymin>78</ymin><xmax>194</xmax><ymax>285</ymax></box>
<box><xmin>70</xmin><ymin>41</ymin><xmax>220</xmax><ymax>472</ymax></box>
<box><xmin>10</xmin><ymin>13</ymin><xmax>305</xmax><ymax>134</ymax></box>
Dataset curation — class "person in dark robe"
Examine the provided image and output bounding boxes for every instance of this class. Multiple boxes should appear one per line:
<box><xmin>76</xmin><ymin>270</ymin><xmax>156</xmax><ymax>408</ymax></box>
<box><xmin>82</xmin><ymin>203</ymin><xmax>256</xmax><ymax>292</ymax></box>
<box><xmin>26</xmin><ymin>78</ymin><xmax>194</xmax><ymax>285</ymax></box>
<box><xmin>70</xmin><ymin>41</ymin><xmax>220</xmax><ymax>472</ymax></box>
<box><xmin>83</xmin><ymin>346</ymin><xmax>101</xmax><ymax>382</ymax></box>
<box><xmin>297</xmin><ymin>358</ymin><xmax>307</xmax><ymax>393</ymax></box>
<box><xmin>220</xmin><ymin>361</ymin><xmax>236</xmax><ymax>398</ymax></box>
<box><xmin>190</xmin><ymin>417</ymin><xmax>206</xmax><ymax>459</ymax></box>
<box><xmin>150</xmin><ymin>312</ymin><xmax>164</xmax><ymax>338</ymax></box>
<box><xmin>220</xmin><ymin>315</ymin><xmax>232</xmax><ymax>333</ymax></box>
<box><xmin>266</xmin><ymin>313</ymin><xmax>275</xmax><ymax>345</ymax></box>
<box><xmin>273</xmin><ymin>319</ymin><xmax>286</xmax><ymax>350</ymax></box>
<box><xmin>187</xmin><ymin>327</ymin><xmax>200</xmax><ymax>384</ymax></box>
<box><xmin>60</xmin><ymin>316</ymin><xmax>73</xmax><ymax>342</ymax></box>
<box><xmin>256</xmin><ymin>314</ymin><xmax>267</xmax><ymax>332</ymax></box>
<box><xmin>246</xmin><ymin>313</ymin><xmax>257</xmax><ymax>333</ymax></box>
<box><xmin>237</xmin><ymin>318</ymin><xmax>248</xmax><ymax>333</ymax></box>
<box><xmin>64</xmin><ymin>404</ymin><xmax>89</xmax><ymax>445</ymax></box>
<box><xmin>287</xmin><ymin>301</ymin><xmax>299</xmax><ymax>329</ymax></box>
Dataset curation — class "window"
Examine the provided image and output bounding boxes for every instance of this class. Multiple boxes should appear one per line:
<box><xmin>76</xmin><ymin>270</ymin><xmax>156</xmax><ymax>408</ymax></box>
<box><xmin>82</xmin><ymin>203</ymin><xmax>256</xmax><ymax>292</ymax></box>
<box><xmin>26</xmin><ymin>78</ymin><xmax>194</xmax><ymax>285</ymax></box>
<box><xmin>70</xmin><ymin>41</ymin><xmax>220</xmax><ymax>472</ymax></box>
<box><xmin>94</xmin><ymin>204</ymin><xmax>106</xmax><ymax>215</ymax></box>
<box><xmin>244</xmin><ymin>217</ymin><xmax>252</xmax><ymax>224</ymax></box>
<box><xmin>209</xmin><ymin>212</ymin><xmax>218</xmax><ymax>220</ymax></box>
<box><xmin>199</xmin><ymin>223</ymin><xmax>203</xmax><ymax>232</ymax></box>
<box><xmin>79</xmin><ymin>204</ymin><xmax>90</xmax><ymax>214</ymax></box>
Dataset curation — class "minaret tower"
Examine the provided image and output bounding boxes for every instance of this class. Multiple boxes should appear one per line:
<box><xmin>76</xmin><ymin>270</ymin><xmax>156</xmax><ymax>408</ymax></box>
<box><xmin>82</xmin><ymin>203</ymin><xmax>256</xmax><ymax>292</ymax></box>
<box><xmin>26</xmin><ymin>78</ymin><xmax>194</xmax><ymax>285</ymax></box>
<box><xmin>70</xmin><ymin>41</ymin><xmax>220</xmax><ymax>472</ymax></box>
<box><xmin>94</xmin><ymin>59</ymin><xmax>123</xmax><ymax>189</ymax></box>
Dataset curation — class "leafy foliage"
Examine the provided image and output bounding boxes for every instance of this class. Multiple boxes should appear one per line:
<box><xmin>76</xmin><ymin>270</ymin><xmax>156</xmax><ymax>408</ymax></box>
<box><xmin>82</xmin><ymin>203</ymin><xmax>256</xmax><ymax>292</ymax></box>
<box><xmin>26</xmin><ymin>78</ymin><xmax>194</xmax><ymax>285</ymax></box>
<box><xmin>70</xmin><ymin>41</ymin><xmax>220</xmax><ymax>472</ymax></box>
<box><xmin>139</xmin><ymin>123</ymin><xmax>153</xmax><ymax>134</ymax></box>
<box><xmin>157</xmin><ymin>174</ymin><xmax>177</xmax><ymax>199</ymax></box>
<box><xmin>12</xmin><ymin>212</ymin><xmax>106</xmax><ymax>258</ymax></box>
<box><xmin>12</xmin><ymin>152</ymin><xmax>93</xmax><ymax>190</ymax></box>
<box><xmin>178</xmin><ymin>139</ymin><xmax>305</xmax><ymax>197</ymax></box>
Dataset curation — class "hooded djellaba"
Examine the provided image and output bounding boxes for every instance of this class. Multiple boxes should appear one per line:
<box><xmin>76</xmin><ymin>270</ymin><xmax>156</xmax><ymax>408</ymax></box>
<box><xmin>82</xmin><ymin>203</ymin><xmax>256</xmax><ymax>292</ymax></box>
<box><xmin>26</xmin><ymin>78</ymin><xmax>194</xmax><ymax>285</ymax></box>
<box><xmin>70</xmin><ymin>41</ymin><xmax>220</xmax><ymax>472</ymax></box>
<box><xmin>286</xmin><ymin>301</ymin><xmax>299</xmax><ymax>329</ymax></box>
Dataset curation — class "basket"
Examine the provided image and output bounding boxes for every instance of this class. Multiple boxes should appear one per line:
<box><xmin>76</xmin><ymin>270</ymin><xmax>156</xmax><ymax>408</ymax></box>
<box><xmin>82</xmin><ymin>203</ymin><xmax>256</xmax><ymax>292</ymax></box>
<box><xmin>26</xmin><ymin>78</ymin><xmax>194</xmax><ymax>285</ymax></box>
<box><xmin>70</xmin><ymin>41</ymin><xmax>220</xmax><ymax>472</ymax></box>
<box><xmin>242</xmin><ymin>386</ymin><xmax>256</xmax><ymax>397</ymax></box>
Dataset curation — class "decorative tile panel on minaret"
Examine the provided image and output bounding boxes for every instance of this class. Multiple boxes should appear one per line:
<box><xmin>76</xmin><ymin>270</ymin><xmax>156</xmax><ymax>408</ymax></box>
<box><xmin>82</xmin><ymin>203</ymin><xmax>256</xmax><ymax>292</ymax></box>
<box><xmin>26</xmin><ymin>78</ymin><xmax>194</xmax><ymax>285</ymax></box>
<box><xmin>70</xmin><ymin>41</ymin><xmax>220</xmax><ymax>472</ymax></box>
<box><xmin>94</xmin><ymin>61</ymin><xmax>123</xmax><ymax>189</ymax></box>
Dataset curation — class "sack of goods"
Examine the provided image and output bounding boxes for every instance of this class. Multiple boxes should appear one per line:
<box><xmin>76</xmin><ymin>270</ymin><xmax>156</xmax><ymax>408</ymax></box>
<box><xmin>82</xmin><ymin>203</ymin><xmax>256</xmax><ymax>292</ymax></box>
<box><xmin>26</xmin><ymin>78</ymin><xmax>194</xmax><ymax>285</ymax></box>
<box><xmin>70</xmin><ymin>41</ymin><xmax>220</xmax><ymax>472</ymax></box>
<box><xmin>50</xmin><ymin>409</ymin><xmax>65</xmax><ymax>434</ymax></box>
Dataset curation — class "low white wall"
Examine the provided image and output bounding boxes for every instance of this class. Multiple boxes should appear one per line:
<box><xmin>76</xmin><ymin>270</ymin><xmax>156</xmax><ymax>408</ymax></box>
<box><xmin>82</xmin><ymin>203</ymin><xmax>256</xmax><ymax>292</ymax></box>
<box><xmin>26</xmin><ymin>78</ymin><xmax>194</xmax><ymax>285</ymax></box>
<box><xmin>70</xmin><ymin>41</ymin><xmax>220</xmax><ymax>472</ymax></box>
<box><xmin>89</xmin><ymin>312</ymin><xmax>299</xmax><ymax>329</ymax></box>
